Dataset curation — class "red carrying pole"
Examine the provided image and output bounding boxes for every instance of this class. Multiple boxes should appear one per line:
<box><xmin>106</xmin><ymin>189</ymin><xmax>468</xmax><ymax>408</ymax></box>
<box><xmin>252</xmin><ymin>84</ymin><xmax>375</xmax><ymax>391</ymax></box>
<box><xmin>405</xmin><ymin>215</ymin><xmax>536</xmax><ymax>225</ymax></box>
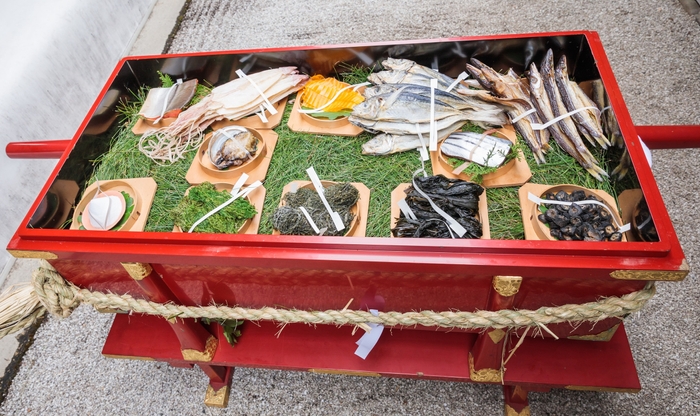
<box><xmin>636</xmin><ymin>125</ymin><xmax>700</xmax><ymax>149</ymax></box>
<box><xmin>5</xmin><ymin>140</ymin><xmax>71</xmax><ymax>159</ymax></box>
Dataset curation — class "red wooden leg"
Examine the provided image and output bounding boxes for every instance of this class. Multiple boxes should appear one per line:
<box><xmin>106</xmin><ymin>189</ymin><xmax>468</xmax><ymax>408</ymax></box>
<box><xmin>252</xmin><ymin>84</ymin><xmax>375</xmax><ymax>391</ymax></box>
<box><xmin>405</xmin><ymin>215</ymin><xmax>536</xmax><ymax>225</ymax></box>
<box><xmin>469</xmin><ymin>276</ymin><xmax>522</xmax><ymax>383</ymax></box>
<box><xmin>503</xmin><ymin>385</ymin><xmax>530</xmax><ymax>416</ymax></box>
<box><xmin>121</xmin><ymin>262</ymin><xmax>218</xmax><ymax>361</ymax></box>
<box><xmin>202</xmin><ymin>366</ymin><xmax>234</xmax><ymax>408</ymax></box>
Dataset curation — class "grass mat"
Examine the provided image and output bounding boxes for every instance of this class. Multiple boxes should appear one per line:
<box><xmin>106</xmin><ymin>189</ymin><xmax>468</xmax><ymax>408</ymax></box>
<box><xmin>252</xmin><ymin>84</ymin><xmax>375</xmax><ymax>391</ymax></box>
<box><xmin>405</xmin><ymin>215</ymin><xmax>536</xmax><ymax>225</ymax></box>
<box><xmin>84</xmin><ymin>91</ymin><xmax>637</xmax><ymax>239</ymax></box>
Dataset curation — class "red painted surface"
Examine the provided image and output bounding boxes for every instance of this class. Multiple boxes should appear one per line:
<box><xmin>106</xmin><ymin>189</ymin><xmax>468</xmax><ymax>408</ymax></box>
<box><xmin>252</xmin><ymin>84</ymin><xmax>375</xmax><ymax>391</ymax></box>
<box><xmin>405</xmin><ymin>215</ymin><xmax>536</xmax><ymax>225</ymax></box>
<box><xmin>5</xmin><ymin>140</ymin><xmax>71</xmax><ymax>159</ymax></box>
<box><xmin>3</xmin><ymin>32</ymin><xmax>686</xmax><ymax>402</ymax></box>
<box><xmin>637</xmin><ymin>125</ymin><xmax>700</xmax><ymax>149</ymax></box>
<box><xmin>103</xmin><ymin>314</ymin><xmax>641</xmax><ymax>392</ymax></box>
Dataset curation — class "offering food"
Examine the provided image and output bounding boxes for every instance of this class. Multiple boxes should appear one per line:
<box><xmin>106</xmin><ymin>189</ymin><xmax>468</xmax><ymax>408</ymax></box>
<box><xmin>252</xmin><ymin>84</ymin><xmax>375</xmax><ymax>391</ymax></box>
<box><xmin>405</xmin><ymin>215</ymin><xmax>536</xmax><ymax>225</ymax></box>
<box><xmin>138</xmin><ymin>79</ymin><xmax>199</xmax><ymax>122</ymax></box>
<box><xmin>272</xmin><ymin>183</ymin><xmax>359</xmax><ymax>236</ymax></box>
<box><xmin>537</xmin><ymin>190</ymin><xmax>622</xmax><ymax>242</ymax></box>
<box><xmin>440</xmin><ymin>131</ymin><xmax>512</xmax><ymax>168</ymax></box>
<box><xmin>139</xmin><ymin>67</ymin><xmax>308</xmax><ymax>164</ymax></box>
<box><xmin>298</xmin><ymin>75</ymin><xmax>364</xmax><ymax>118</ymax></box>
<box><xmin>391</xmin><ymin>175</ymin><xmax>483</xmax><ymax>239</ymax></box>
<box><xmin>207</xmin><ymin>126</ymin><xmax>258</xmax><ymax>170</ymax></box>
<box><xmin>172</xmin><ymin>182</ymin><xmax>257</xmax><ymax>234</ymax></box>
<box><xmin>467</xmin><ymin>49</ymin><xmax>611</xmax><ymax>181</ymax></box>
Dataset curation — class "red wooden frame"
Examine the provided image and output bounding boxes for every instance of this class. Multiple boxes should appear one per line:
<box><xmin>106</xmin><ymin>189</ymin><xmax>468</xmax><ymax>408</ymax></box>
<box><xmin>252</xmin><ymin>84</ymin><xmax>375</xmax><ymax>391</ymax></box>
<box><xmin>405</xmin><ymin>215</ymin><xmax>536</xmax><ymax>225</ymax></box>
<box><xmin>4</xmin><ymin>31</ymin><xmax>692</xmax><ymax>411</ymax></box>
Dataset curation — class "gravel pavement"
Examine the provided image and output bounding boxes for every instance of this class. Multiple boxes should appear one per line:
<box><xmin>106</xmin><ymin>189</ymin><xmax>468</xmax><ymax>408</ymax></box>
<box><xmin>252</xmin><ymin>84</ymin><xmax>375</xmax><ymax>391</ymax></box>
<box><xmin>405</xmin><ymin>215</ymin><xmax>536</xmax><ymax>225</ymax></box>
<box><xmin>1</xmin><ymin>1</ymin><xmax>699</xmax><ymax>415</ymax></box>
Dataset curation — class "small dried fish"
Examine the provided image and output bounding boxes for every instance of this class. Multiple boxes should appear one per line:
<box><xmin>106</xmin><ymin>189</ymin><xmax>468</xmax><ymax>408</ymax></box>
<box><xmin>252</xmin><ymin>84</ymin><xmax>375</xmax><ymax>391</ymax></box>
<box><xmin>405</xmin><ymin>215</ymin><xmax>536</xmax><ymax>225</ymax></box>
<box><xmin>540</xmin><ymin>50</ymin><xmax>607</xmax><ymax>180</ymax></box>
<box><xmin>591</xmin><ymin>79</ymin><xmax>623</xmax><ymax>148</ymax></box>
<box><xmin>555</xmin><ymin>56</ymin><xmax>610</xmax><ymax>148</ymax></box>
<box><xmin>529</xmin><ymin>63</ymin><xmax>604</xmax><ymax>180</ymax></box>
<box><xmin>466</xmin><ymin>59</ymin><xmax>548</xmax><ymax>164</ymax></box>
<box><xmin>441</xmin><ymin>131</ymin><xmax>512</xmax><ymax>168</ymax></box>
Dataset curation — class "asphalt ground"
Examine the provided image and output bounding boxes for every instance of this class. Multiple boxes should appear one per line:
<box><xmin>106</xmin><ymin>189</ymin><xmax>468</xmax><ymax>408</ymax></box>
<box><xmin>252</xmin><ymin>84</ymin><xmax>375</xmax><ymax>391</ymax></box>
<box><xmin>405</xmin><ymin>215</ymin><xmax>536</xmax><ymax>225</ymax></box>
<box><xmin>1</xmin><ymin>1</ymin><xmax>699</xmax><ymax>414</ymax></box>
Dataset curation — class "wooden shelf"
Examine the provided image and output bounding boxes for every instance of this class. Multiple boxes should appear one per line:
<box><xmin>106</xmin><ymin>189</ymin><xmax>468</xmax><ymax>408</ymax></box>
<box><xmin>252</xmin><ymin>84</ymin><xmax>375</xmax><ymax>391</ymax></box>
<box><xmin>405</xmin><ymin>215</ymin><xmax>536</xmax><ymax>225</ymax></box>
<box><xmin>103</xmin><ymin>314</ymin><xmax>640</xmax><ymax>391</ymax></box>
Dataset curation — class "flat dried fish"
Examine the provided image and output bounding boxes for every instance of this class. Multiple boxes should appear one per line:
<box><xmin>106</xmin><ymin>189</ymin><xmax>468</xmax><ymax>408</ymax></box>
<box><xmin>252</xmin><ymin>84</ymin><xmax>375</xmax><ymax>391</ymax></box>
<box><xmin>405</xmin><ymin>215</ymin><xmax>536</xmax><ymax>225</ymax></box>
<box><xmin>441</xmin><ymin>131</ymin><xmax>512</xmax><ymax>167</ymax></box>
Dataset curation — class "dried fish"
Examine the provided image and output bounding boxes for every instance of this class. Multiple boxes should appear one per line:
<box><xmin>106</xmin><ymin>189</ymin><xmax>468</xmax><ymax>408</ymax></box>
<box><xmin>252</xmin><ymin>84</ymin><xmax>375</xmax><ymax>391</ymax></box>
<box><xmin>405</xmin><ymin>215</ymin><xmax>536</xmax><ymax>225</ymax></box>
<box><xmin>554</xmin><ymin>56</ymin><xmax>610</xmax><ymax>148</ymax></box>
<box><xmin>591</xmin><ymin>79</ymin><xmax>623</xmax><ymax>148</ymax></box>
<box><xmin>540</xmin><ymin>50</ymin><xmax>607</xmax><ymax>180</ymax></box>
<box><xmin>362</xmin><ymin>83</ymin><xmax>507</xmax><ymax>126</ymax></box>
<box><xmin>361</xmin><ymin>120</ymin><xmax>465</xmax><ymax>155</ymax></box>
<box><xmin>466</xmin><ymin>58</ymin><xmax>548</xmax><ymax>164</ymax></box>
<box><xmin>441</xmin><ymin>131</ymin><xmax>512</xmax><ymax>167</ymax></box>
<box><xmin>529</xmin><ymin>63</ymin><xmax>604</xmax><ymax>180</ymax></box>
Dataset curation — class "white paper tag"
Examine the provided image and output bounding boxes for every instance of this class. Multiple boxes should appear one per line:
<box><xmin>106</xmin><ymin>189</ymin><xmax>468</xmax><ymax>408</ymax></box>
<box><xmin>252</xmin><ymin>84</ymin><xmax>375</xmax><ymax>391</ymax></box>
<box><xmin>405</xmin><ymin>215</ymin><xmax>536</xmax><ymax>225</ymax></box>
<box><xmin>397</xmin><ymin>198</ymin><xmax>417</xmax><ymax>220</ymax></box>
<box><xmin>299</xmin><ymin>206</ymin><xmax>323</xmax><ymax>235</ymax></box>
<box><xmin>236</xmin><ymin>69</ymin><xmax>277</xmax><ymax>115</ymax></box>
<box><xmin>188</xmin><ymin>181</ymin><xmax>262</xmax><ymax>233</ymax></box>
<box><xmin>530</xmin><ymin>107</ymin><xmax>596</xmax><ymax>131</ymax></box>
<box><xmin>416</xmin><ymin>124</ymin><xmax>430</xmax><ymax>162</ymax></box>
<box><xmin>510</xmin><ymin>108</ymin><xmax>536</xmax><ymax>124</ymax></box>
<box><xmin>231</xmin><ymin>173</ymin><xmax>249</xmax><ymax>196</ymax></box>
<box><xmin>306</xmin><ymin>166</ymin><xmax>345</xmax><ymax>232</ymax></box>
<box><xmin>254</xmin><ymin>104</ymin><xmax>269</xmax><ymax>123</ymax></box>
<box><xmin>429</xmin><ymin>79</ymin><xmax>438</xmax><ymax>151</ymax></box>
<box><xmin>445</xmin><ymin>71</ymin><xmax>468</xmax><ymax>93</ymax></box>
<box><xmin>354</xmin><ymin>309</ymin><xmax>384</xmax><ymax>360</ymax></box>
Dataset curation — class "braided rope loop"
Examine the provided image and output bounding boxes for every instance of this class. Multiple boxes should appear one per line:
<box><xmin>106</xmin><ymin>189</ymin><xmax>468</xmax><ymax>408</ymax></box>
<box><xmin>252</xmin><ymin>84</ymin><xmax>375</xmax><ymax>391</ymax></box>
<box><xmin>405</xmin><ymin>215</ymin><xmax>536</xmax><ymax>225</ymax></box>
<box><xmin>21</xmin><ymin>260</ymin><xmax>655</xmax><ymax>332</ymax></box>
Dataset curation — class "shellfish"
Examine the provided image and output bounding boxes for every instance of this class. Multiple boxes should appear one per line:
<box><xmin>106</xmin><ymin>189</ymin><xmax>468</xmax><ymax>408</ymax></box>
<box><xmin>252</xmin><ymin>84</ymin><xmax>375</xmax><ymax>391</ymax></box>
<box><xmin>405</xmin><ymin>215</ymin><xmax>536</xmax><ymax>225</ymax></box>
<box><xmin>208</xmin><ymin>126</ymin><xmax>257</xmax><ymax>170</ymax></box>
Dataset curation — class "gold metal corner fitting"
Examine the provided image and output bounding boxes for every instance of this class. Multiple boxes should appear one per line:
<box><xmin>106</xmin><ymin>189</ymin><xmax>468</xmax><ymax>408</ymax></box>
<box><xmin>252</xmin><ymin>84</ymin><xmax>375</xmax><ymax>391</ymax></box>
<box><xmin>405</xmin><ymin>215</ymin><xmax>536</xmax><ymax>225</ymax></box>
<box><xmin>493</xmin><ymin>276</ymin><xmax>523</xmax><ymax>297</ymax></box>
<box><xmin>120</xmin><ymin>262</ymin><xmax>153</xmax><ymax>281</ymax></box>
<box><xmin>181</xmin><ymin>336</ymin><xmax>218</xmax><ymax>362</ymax></box>
<box><xmin>204</xmin><ymin>385</ymin><xmax>230</xmax><ymax>408</ymax></box>
<box><xmin>567</xmin><ymin>324</ymin><xmax>620</xmax><ymax>342</ymax></box>
<box><xmin>610</xmin><ymin>260</ymin><xmax>689</xmax><ymax>281</ymax></box>
<box><xmin>468</xmin><ymin>353</ymin><xmax>502</xmax><ymax>383</ymax></box>
<box><xmin>505</xmin><ymin>404</ymin><xmax>531</xmax><ymax>416</ymax></box>
<box><xmin>7</xmin><ymin>250</ymin><xmax>57</xmax><ymax>259</ymax></box>
<box><xmin>488</xmin><ymin>328</ymin><xmax>507</xmax><ymax>344</ymax></box>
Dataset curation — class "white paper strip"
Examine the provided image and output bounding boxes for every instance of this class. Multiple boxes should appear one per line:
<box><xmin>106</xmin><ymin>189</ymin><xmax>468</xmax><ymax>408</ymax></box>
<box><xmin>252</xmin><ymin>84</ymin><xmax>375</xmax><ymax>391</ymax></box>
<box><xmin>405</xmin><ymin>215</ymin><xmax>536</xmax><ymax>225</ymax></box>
<box><xmin>231</xmin><ymin>173</ymin><xmax>249</xmax><ymax>197</ymax></box>
<box><xmin>527</xmin><ymin>192</ymin><xmax>630</xmax><ymax>232</ymax></box>
<box><xmin>446</xmin><ymin>71</ymin><xmax>469</xmax><ymax>93</ymax></box>
<box><xmin>254</xmin><ymin>104</ymin><xmax>269</xmax><ymax>123</ymax></box>
<box><xmin>188</xmin><ymin>181</ymin><xmax>262</xmax><ymax>233</ymax></box>
<box><xmin>354</xmin><ymin>309</ymin><xmax>384</xmax><ymax>360</ymax></box>
<box><xmin>306</xmin><ymin>166</ymin><xmax>345</xmax><ymax>232</ymax></box>
<box><xmin>412</xmin><ymin>174</ymin><xmax>467</xmax><ymax>237</ymax></box>
<box><xmin>397</xmin><ymin>198</ymin><xmax>417</xmax><ymax>220</ymax></box>
<box><xmin>429</xmin><ymin>80</ymin><xmax>436</xmax><ymax>144</ymax></box>
<box><xmin>235</xmin><ymin>69</ymin><xmax>278</xmax><ymax>115</ymax></box>
<box><xmin>299</xmin><ymin>206</ymin><xmax>323</xmax><ymax>235</ymax></box>
<box><xmin>416</xmin><ymin>124</ymin><xmax>429</xmax><ymax>162</ymax></box>
<box><xmin>530</xmin><ymin>107</ymin><xmax>596</xmax><ymax>131</ymax></box>
<box><xmin>510</xmin><ymin>108</ymin><xmax>536</xmax><ymax>124</ymax></box>
<box><xmin>299</xmin><ymin>82</ymin><xmax>371</xmax><ymax>114</ymax></box>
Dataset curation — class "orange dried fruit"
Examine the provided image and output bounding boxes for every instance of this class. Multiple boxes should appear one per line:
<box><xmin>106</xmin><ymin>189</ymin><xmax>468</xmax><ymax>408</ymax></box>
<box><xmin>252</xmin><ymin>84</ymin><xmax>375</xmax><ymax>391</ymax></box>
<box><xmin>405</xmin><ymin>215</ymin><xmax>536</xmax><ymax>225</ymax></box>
<box><xmin>299</xmin><ymin>75</ymin><xmax>364</xmax><ymax>112</ymax></box>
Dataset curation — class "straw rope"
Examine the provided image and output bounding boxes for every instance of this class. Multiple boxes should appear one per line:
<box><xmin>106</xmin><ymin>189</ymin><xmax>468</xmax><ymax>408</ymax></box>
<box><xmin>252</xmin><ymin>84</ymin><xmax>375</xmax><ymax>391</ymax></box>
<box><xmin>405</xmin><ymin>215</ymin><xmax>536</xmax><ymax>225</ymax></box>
<box><xmin>0</xmin><ymin>260</ymin><xmax>655</xmax><ymax>338</ymax></box>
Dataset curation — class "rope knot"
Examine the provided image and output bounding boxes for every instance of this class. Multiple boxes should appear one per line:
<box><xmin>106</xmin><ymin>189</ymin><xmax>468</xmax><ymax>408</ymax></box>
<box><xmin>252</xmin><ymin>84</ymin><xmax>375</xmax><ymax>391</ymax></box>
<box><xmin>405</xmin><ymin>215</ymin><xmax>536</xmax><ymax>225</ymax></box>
<box><xmin>32</xmin><ymin>260</ymin><xmax>81</xmax><ymax>318</ymax></box>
